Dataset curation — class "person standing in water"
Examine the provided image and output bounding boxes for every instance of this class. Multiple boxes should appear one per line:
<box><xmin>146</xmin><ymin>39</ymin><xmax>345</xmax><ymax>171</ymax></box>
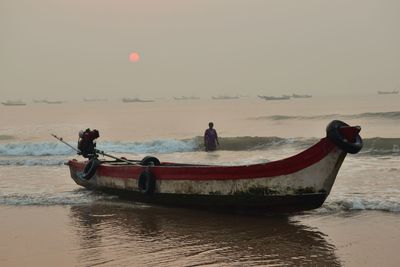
<box><xmin>204</xmin><ymin>122</ymin><xmax>219</xmax><ymax>151</ymax></box>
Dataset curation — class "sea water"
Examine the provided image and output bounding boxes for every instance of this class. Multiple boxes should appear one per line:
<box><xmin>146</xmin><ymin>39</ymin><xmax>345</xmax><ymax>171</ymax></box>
<box><xmin>0</xmin><ymin>94</ymin><xmax>399</xmax><ymax>266</ymax></box>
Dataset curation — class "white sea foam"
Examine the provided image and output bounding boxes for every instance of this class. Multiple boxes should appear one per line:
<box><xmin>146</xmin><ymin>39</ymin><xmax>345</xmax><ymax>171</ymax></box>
<box><xmin>319</xmin><ymin>197</ymin><xmax>400</xmax><ymax>213</ymax></box>
<box><xmin>0</xmin><ymin>158</ymin><xmax>67</xmax><ymax>166</ymax></box>
<box><xmin>0</xmin><ymin>142</ymin><xmax>75</xmax><ymax>156</ymax></box>
<box><xmin>0</xmin><ymin>139</ymin><xmax>199</xmax><ymax>157</ymax></box>
<box><xmin>0</xmin><ymin>191</ymin><xmax>116</xmax><ymax>206</ymax></box>
<box><xmin>98</xmin><ymin>139</ymin><xmax>198</xmax><ymax>154</ymax></box>
<box><xmin>0</xmin><ymin>137</ymin><xmax>399</xmax><ymax>158</ymax></box>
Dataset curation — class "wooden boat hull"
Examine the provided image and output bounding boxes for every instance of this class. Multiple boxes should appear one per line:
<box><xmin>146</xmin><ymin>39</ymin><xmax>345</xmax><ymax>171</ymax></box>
<box><xmin>67</xmin><ymin>133</ymin><xmax>352</xmax><ymax>212</ymax></box>
<box><xmin>88</xmin><ymin>187</ymin><xmax>328</xmax><ymax>212</ymax></box>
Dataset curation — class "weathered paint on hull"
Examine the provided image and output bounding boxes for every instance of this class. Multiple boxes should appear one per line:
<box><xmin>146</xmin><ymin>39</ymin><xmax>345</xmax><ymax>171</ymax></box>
<box><xmin>68</xmin><ymin>138</ymin><xmax>347</xmax><ymax>212</ymax></box>
<box><xmin>71</xmin><ymin>148</ymin><xmax>344</xmax><ymax>194</ymax></box>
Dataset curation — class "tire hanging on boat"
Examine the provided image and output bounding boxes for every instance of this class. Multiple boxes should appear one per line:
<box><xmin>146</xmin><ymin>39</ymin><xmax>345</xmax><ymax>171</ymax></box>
<box><xmin>138</xmin><ymin>170</ymin><xmax>156</xmax><ymax>194</ymax></box>
<box><xmin>141</xmin><ymin>156</ymin><xmax>161</xmax><ymax>166</ymax></box>
<box><xmin>81</xmin><ymin>158</ymin><xmax>101</xmax><ymax>180</ymax></box>
<box><xmin>326</xmin><ymin>120</ymin><xmax>363</xmax><ymax>154</ymax></box>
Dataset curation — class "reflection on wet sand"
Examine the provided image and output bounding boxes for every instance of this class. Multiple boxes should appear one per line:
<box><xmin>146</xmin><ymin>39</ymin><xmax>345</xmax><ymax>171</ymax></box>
<box><xmin>70</xmin><ymin>202</ymin><xmax>340</xmax><ymax>266</ymax></box>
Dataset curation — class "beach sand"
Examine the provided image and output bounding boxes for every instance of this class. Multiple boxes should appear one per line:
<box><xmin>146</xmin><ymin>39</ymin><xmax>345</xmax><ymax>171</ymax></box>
<box><xmin>1</xmin><ymin>205</ymin><xmax>399</xmax><ymax>266</ymax></box>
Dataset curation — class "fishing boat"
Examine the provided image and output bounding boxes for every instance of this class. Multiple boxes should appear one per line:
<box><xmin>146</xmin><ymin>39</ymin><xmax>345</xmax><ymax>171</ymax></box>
<box><xmin>65</xmin><ymin>120</ymin><xmax>363</xmax><ymax>213</ymax></box>
<box><xmin>1</xmin><ymin>100</ymin><xmax>27</xmax><ymax>106</ymax></box>
<box><xmin>377</xmin><ymin>90</ymin><xmax>399</xmax><ymax>95</ymax></box>
<box><xmin>122</xmin><ymin>97</ymin><xmax>155</xmax><ymax>103</ymax></box>
<box><xmin>44</xmin><ymin>100</ymin><xmax>64</xmax><ymax>104</ymax></box>
<box><xmin>211</xmin><ymin>95</ymin><xmax>239</xmax><ymax>100</ymax></box>
<box><xmin>258</xmin><ymin>95</ymin><xmax>291</xmax><ymax>100</ymax></box>
<box><xmin>33</xmin><ymin>99</ymin><xmax>64</xmax><ymax>104</ymax></box>
<box><xmin>292</xmin><ymin>94</ymin><xmax>312</xmax><ymax>98</ymax></box>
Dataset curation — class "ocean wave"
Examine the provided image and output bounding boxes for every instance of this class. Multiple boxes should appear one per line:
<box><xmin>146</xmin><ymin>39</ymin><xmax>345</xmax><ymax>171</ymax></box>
<box><xmin>0</xmin><ymin>158</ymin><xmax>67</xmax><ymax>166</ymax></box>
<box><xmin>0</xmin><ymin>137</ymin><xmax>302</xmax><ymax>157</ymax></box>
<box><xmin>100</xmin><ymin>139</ymin><xmax>199</xmax><ymax>154</ymax></box>
<box><xmin>359</xmin><ymin>137</ymin><xmax>400</xmax><ymax>156</ymax></box>
<box><xmin>318</xmin><ymin>197</ymin><xmax>400</xmax><ymax>213</ymax></box>
<box><xmin>0</xmin><ymin>142</ymin><xmax>76</xmax><ymax>156</ymax></box>
<box><xmin>0</xmin><ymin>190</ymin><xmax>116</xmax><ymax>206</ymax></box>
<box><xmin>2</xmin><ymin>191</ymin><xmax>399</xmax><ymax>213</ymax></box>
<box><xmin>251</xmin><ymin>111</ymin><xmax>400</xmax><ymax>121</ymax></box>
<box><xmin>0</xmin><ymin>137</ymin><xmax>398</xmax><ymax>160</ymax></box>
<box><xmin>99</xmin><ymin>136</ymin><xmax>313</xmax><ymax>152</ymax></box>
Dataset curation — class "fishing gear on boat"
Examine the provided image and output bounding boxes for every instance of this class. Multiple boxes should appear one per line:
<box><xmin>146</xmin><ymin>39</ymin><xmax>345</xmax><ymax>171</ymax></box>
<box><xmin>51</xmin><ymin>133</ymin><xmax>139</xmax><ymax>165</ymax></box>
<box><xmin>77</xmin><ymin>129</ymin><xmax>99</xmax><ymax>158</ymax></box>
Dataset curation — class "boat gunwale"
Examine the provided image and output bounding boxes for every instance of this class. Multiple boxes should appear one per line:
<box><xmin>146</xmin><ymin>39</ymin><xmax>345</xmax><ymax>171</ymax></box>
<box><xmin>68</xmin><ymin>137</ymin><xmax>337</xmax><ymax>180</ymax></box>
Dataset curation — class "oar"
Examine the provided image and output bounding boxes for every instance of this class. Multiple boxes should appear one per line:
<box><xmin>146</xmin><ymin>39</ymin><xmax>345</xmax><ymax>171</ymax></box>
<box><xmin>51</xmin><ymin>134</ymin><xmax>81</xmax><ymax>153</ymax></box>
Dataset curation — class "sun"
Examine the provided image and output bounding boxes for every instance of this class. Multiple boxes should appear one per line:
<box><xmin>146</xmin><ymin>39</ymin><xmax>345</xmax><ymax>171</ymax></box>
<box><xmin>129</xmin><ymin>52</ymin><xmax>140</xmax><ymax>62</ymax></box>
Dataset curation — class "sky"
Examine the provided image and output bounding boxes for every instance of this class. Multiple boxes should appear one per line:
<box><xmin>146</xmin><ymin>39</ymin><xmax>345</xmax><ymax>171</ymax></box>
<box><xmin>1</xmin><ymin>0</ymin><xmax>399</xmax><ymax>100</ymax></box>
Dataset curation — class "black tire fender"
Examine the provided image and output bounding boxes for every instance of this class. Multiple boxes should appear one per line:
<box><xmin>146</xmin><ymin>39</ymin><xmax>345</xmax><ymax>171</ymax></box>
<box><xmin>138</xmin><ymin>170</ymin><xmax>156</xmax><ymax>194</ymax></box>
<box><xmin>81</xmin><ymin>158</ymin><xmax>101</xmax><ymax>180</ymax></box>
<box><xmin>326</xmin><ymin>120</ymin><xmax>363</xmax><ymax>154</ymax></box>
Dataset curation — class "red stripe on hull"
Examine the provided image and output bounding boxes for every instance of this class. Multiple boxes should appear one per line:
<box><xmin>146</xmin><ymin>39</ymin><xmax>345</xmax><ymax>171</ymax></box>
<box><xmin>68</xmin><ymin>138</ymin><xmax>336</xmax><ymax>181</ymax></box>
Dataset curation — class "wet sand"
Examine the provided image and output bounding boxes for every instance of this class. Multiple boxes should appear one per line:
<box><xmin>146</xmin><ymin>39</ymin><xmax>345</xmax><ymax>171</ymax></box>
<box><xmin>1</xmin><ymin>205</ymin><xmax>399</xmax><ymax>266</ymax></box>
<box><xmin>298</xmin><ymin>211</ymin><xmax>400</xmax><ymax>267</ymax></box>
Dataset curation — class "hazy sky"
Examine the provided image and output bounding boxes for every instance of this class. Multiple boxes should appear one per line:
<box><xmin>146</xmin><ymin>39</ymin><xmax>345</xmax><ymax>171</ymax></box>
<box><xmin>1</xmin><ymin>0</ymin><xmax>399</xmax><ymax>99</ymax></box>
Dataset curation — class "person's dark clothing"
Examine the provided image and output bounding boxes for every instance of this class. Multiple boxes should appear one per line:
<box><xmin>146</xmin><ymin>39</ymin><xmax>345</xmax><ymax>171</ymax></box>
<box><xmin>204</xmin><ymin>128</ymin><xmax>218</xmax><ymax>151</ymax></box>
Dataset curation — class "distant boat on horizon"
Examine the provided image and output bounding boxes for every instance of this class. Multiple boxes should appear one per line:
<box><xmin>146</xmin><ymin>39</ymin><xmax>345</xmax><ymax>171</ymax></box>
<box><xmin>377</xmin><ymin>90</ymin><xmax>399</xmax><ymax>95</ymax></box>
<box><xmin>122</xmin><ymin>97</ymin><xmax>155</xmax><ymax>103</ymax></box>
<box><xmin>292</xmin><ymin>94</ymin><xmax>312</xmax><ymax>98</ymax></box>
<box><xmin>258</xmin><ymin>95</ymin><xmax>291</xmax><ymax>100</ymax></box>
<box><xmin>1</xmin><ymin>100</ymin><xmax>27</xmax><ymax>106</ymax></box>
<box><xmin>44</xmin><ymin>100</ymin><xmax>64</xmax><ymax>104</ymax></box>
<box><xmin>211</xmin><ymin>95</ymin><xmax>239</xmax><ymax>100</ymax></box>
<box><xmin>33</xmin><ymin>99</ymin><xmax>64</xmax><ymax>104</ymax></box>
